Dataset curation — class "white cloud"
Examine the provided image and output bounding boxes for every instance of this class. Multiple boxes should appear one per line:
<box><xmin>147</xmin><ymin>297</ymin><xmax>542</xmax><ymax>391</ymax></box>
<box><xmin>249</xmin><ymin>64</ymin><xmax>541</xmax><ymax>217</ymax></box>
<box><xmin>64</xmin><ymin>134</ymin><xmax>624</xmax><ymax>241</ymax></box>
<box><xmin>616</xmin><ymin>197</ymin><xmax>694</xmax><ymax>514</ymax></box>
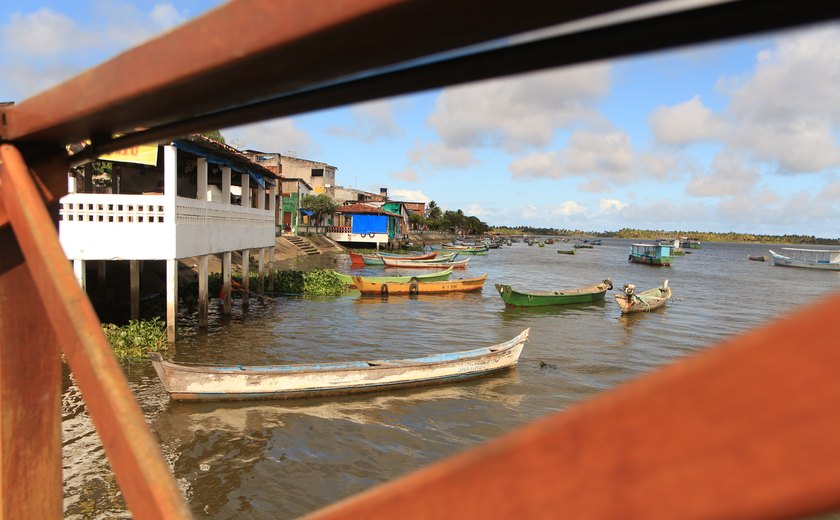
<box><xmin>327</xmin><ymin>100</ymin><xmax>404</xmax><ymax>142</ymax></box>
<box><xmin>723</xmin><ymin>25</ymin><xmax>840</xmax><ymax>172</ymax></box>
<box><xmin>650</xmin><ymin>96</ymin><xmax>724</xmax><ymax>145</ymax></box>
<box><xmin>390</xmin><ymin>168</ymin><xmax>419</xmax><ymax>182</ymax></box>
<box><xmin>521</xmin><ymin>205</ymin><xmax>539</xmax><ymax>219</ymax></box>
<box><xmin>387</xmin><ymin>188</ymin><xmax>430</xmax><ymax>202</ymax></box>
<box><xmin>552</xmin><ymin>201</ymin><xmax>585</xmax><ymax>216</ymax></box>
<box><xmin>408</xmin><ymin>142</ymin><xmax>477</xmax><ymax>170</ymax></box>
<box><xmin>818</xmin><ymin>178</ymin><xmax>840</xmax><ymax>201</ymax></box>
<box><xmin>150</xmin><ymin>3</ymin><xmax>185</xmax><ymax>29</ymax></box>
<box><xmin>428</xmin><ymin>64</ymin><xmax>610</xmax><ymax>153</ymax></box>
<box><xmin>2</xmin><ymin>8</ymin><xmax>96</xmax><ymax>56</ymax></box>
<box><xmin>224</xmin><ymin>118</ymin><xmax>318</xmax><ymax>157</ymax></box>
<box><xmin>686</xmin><ymin>150</ymin><xmax>760</xmax><ymax>197</ymax></box>
<box><xmin>599</xmin><ymin>198</ymin><xmax>627</xmax><ymax>212</ymax></box>
<box><xmin>509</xmin><ymin>130</ymin><xmax>636</xmax><ymax>187</ymax></box>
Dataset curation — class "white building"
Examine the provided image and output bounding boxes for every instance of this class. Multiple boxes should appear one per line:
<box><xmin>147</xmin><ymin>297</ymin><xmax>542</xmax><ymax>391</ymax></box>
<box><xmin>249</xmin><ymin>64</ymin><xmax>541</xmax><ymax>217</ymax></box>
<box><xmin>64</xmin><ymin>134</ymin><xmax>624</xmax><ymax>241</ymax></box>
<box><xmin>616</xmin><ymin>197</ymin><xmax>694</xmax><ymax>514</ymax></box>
<box><xmin>60</xmin><ymin>135</ymin><xmax>280</xmax><ymax>341</ymax></box>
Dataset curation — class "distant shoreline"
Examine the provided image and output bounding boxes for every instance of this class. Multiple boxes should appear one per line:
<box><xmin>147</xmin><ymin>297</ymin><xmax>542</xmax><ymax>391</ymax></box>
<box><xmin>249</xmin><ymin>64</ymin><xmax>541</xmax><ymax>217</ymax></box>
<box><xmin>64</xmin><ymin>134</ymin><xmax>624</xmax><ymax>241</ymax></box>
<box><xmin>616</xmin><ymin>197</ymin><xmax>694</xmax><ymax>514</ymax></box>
<box><xmin>489</xmin><ymin>228</ymin><xmax>839</xmax><ymax>246</ymax></box>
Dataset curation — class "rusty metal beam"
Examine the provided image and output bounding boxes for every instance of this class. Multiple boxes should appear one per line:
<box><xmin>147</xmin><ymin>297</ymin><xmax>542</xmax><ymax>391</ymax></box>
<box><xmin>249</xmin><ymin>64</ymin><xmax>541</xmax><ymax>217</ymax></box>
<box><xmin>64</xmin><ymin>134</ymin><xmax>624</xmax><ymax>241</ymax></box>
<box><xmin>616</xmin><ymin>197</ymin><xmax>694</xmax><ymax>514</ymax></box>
<box><xmin>0</xmin><ymin>144</ymin><xmax>192</xmax><ymax>519</ymax></box>
<box><xmin>308</xmin><ymin>290</ymin><xmax>840</xmax><ymax>520</ymax></box>
<box><xmin>1</xmin><ymin>0</ymin><xmax>652</xmax><ymax>148</ymax></box>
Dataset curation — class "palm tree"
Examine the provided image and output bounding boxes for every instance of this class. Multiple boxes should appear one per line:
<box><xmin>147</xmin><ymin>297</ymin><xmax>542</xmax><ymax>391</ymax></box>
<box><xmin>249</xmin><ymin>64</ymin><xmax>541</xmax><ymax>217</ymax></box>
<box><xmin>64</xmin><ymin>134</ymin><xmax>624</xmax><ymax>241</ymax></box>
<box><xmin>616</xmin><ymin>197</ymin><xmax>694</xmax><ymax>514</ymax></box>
<box><xmin>426</xmin><ymin>200</ymin><xmax>442</xmax><ymax>220</ymax></box>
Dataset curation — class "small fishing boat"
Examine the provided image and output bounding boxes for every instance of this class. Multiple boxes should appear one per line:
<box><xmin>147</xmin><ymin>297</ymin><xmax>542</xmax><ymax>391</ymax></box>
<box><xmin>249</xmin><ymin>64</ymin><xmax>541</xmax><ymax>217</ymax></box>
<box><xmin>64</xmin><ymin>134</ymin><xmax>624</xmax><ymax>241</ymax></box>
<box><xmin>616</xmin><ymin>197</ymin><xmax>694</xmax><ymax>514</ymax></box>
<box><xmin>382</xmin><ymin>257</ymin><xmax>469</xmax><ymax>269</ymax></box>
<box><xmin>590</xmin><ymin>239</ymin><xmax>602</xmax><ymax>246</ymax></box>
<box><xmin>441</xmin><ymin>244</ymin><xmax>488</xmax><ymax>255</ymax></box>
<box><xmin>747</xmin><ymin>255</ymin><xmax>767</xmax><ymax>262</ymax></box>
<box><xmin>148</xmin><ymin>328</ymin><xmax>530</xmax><ymax>401</ymax></box>
<box><xmin>769</xmin><ymin>248</ymin><xmax>840</xmax><ymax>270</ymax></box>
<box><xmin>614</xmin><ymin>280</ymin><xmax>671</xmax><ymax>314</ymax></box>
<box><xmin>495</xmin><ymin>279</ymin><xmax>612</xmax><ymax>307</ymax></box>
<box><xmin>348</xmin><ymin>250</ymin><xmax>438</xmax><ymax>267</ymax></box>
<box><xmin>353</xmin><ymin>274</ymin><xmax>488</xmax><ymax>295</ymax></box>
<box><xmin>574</xmin><ymin>244</ymin><xmax>593</xmax><ymax>249</ymax></box>
<box><xmin>333</xmin><ymin>266</ymin><xmax>454</xmax><ymax>288</ymax></box>
<box><xmin>556</xmin><ymin>249</ymin><xmax>575</xmax><ymax>255</ymax></box>
<box><xmin>628</xmin><ymin>243</ymin><xmax>671</xmax><ymax>266</ymax></box>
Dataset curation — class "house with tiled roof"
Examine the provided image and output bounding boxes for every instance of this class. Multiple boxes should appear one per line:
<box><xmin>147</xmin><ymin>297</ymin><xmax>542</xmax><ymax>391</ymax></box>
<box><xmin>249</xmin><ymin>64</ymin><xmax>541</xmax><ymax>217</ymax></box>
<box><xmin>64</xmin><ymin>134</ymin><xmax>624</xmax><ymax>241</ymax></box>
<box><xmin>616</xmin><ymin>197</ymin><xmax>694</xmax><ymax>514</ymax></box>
<box><xmin>327</xmin><ymin>202</ymin><xmax>407</xmax><ymax>247</ymax></box>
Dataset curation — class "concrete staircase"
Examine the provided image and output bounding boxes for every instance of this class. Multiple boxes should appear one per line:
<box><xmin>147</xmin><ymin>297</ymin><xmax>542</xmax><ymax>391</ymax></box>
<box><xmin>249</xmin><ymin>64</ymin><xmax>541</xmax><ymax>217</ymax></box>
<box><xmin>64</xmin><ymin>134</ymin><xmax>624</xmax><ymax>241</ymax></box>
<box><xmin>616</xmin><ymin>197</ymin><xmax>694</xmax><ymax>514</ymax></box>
<box><xmin>282</xmin><ymin>235</ymin><xmax>321</xmax><ymax>255</ymax></box>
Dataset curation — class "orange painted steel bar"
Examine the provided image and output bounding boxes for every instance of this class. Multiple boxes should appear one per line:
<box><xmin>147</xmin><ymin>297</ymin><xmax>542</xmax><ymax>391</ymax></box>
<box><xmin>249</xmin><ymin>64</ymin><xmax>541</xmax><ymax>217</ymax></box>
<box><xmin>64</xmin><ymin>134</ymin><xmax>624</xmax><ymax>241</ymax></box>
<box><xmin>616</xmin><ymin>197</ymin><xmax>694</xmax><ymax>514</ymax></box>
<box><xmin>0</xmin><ymin>144</ymin><xmax>192</xmax><ymax>519</ymax></box>
<box><xmin>308</xmin><ymin>290</ymin><xmax>840</xmax><ymax>519</ymax></box>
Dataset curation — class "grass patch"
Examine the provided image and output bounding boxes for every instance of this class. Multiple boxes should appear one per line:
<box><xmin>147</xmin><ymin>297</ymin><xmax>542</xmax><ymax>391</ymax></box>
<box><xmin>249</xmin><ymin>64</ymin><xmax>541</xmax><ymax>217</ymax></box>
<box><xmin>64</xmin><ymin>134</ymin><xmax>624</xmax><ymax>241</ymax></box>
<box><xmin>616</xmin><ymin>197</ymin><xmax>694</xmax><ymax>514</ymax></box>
<box><xmin>102</xmin><ymin>317</ymin><xmax>167</xmax><ymax>359</ymax></box>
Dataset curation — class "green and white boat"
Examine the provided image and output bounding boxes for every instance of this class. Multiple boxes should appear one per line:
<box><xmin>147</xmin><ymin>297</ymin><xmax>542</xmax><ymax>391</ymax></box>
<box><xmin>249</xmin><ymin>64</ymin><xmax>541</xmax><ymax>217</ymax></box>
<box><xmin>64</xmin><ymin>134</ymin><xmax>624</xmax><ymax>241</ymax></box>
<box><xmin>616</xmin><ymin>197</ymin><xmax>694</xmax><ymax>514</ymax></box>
<box><xmin>495</xmin><ymin>279</ymin><xmax>612</xmax><ymax>307</ymax></box>
<box><xmin>333</xmin><ymin>266</ymin><xmax>454</xmax><ymax>288</ymax></box>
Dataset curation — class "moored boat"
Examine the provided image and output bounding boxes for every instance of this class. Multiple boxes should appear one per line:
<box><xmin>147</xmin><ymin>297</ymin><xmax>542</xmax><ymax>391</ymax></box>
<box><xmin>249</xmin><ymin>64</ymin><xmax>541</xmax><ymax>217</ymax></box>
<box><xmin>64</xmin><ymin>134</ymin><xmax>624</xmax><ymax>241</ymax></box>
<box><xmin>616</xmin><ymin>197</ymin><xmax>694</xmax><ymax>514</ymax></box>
<box><xmin>353</xmin><ymin>274</ymin><xmax>488</xmax><ymax>295</ymax></box>
<box><xmin>348</xmin><ymin>250</ymin><xmax>438</xmax><ymax>267</ymax></box>
<box><xmin>382</xmin><ymin>257</ymin><xmax>469</xmax><ymax>269</ymax></box>
<box><xmin>628</xmin><ymin>243</ymin><xmax>671</xmax><ymax>266</ymax></box>
<box><xmin>574</xmin><ymin>244</ymin><xmax>593</xmax><ymax>249</ymax></box>
<box><xmin>556</xmin><ymin>249</ymin><xmax>576</xmax><ymax>255</ymax></box>
<box><xmin>769</xmin><ymin>248</ymin><xmax>840</xmax><ymax>270</ymax></box>
<box><xmin>614</xmin><ymin>280</ymin><xmax>671</xmax><ymax>314</ymax></box>
<box><xmin>149</xmin><ymin>328</ymin><xmax>530</xmax><ymax>401</ymax></box>
<box><xmin>747</xmin><ymin>255</ymin><xmax>767</xmax><ymax>262</ymax></box>
<box><xmin>495</xmin><ymin>279</ymin><xmax>612</xmax><ymax>307</ymax></box>
<box><xmin>334</xmin><ymin>267</ymin><xmax>454</xmax><ymax>288</ymax></box>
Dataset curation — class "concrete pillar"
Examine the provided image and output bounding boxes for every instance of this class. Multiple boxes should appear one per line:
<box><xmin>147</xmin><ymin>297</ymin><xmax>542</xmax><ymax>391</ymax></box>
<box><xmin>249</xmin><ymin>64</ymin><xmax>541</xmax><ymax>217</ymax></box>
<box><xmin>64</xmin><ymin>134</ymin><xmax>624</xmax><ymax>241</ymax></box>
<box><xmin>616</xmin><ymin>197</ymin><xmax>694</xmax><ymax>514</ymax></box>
<box><xmin>73</xmin><ymin>259</ymin><xmax>86</xmax><ymax>289</ymax></box>
<box><xmin>197</xmin><ymin>157</ymin><xmax>208</xmax><ymax>201</ymax></box>
<box><xmin>267</xmin><ymin>247</ymin><xmax>276</xmax><ymax>292</ymax></box>
<box><xmin>166</xmin><ymin>258</ymin><xmax>177</xmax><ymax>343</ymax></box>
<box><xmin>130</xmin><ymin>260</ymin><xmax>139</xmax><ymax>320</ymax></box>
<box><xmin>258</xmin><ymin>248</ymin><xmax>265</xmax><ymax>295</ymax></box>
<box><xmin>241</xmin><ymin>173</ymin><xmax>250</xmax><ymax>208</ymax></box>
<box><xmin>222</xmin><ymin>166</ymin><xmax>231</xmax><ymax>205</ymax></box>
<box><xmin>198</xmin><ymin>255</ymin><xmax>208</xmax><ymax>328</ymax></box>
<box><xmin>222</xmin><ymin>252</ymin><xmax>232</xmax><ymax>315</ymax></box>
<box><xmin>164</xmin><ymin>145</ymin><xmax>177</xmax><ymax>198</ymax></box>
<box><xmin>241</xmin><ymin>249</ymin><xmax>250</xmax><ymax>309</ymax></box>
<box><xmin>268</xmin><ymin>181</ymin><xmax>277</xmax><ymax>231</ymax></box>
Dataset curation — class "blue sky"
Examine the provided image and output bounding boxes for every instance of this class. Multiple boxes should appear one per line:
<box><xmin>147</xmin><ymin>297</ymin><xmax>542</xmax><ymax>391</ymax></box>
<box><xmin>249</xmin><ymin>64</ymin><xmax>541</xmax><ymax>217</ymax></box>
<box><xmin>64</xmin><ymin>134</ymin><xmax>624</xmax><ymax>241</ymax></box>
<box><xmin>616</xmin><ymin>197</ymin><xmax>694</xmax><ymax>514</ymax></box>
<box><xmin>2</xmin><ymin>2</ymin><xmax>839</xmax><ymax>237</ymax></box>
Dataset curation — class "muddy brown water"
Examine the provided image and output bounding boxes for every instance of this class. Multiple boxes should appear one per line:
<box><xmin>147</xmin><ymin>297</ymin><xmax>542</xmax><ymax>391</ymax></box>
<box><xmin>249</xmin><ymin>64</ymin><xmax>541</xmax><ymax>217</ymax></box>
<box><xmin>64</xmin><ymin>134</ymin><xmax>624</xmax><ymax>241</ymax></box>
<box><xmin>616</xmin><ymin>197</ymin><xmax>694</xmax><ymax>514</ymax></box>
<box><xmin>62</xmin><ymin>240</ymin><xmax>840</xmax><ymax>518</ymax></box>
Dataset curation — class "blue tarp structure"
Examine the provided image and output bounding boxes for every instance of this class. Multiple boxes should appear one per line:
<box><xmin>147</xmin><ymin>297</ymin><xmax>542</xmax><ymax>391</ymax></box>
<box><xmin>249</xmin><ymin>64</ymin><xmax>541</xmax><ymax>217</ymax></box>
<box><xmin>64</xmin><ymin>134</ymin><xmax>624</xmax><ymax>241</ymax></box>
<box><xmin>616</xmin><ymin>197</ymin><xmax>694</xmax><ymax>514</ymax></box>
<box><xmin>351</xmin><ymin>214</ymin><xmax>387</xmax><ymax>234</ymax></box>
<box><xmin>300</xmin><ymin>209</ymin><xmax>314</xmax><ymax>216</ymax></box>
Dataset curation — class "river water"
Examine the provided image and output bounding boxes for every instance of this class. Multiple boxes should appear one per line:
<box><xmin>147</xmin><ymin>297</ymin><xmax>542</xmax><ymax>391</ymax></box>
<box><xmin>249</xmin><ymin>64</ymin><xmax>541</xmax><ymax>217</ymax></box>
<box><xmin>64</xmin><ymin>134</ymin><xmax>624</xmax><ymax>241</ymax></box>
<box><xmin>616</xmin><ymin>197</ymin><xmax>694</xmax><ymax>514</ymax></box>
<box><xmin>62</xmin><ymin>239</ymin><xmax>840</xmax><ymax>518</ymax></box>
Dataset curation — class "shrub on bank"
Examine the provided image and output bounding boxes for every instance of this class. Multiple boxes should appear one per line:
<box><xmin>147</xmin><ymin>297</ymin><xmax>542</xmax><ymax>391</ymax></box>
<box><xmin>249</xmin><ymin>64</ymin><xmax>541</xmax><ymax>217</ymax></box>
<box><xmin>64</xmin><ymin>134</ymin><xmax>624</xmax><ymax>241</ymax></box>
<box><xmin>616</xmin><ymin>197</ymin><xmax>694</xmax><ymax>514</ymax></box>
<box><xmin>102</xmin><ymin>317</ymin><xmax>167</xmax><ymax>359</ymax></box>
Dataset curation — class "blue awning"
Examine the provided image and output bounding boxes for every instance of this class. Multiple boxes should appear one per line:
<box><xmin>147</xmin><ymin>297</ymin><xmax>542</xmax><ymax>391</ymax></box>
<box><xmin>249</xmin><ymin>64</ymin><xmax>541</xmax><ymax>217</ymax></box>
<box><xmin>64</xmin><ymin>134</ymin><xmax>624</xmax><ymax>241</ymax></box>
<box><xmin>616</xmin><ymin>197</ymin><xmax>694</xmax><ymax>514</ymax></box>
<box><xmin>300</xmin><ymin>209</ymin><xmax>314</xmax><ymax>216</ymax></box>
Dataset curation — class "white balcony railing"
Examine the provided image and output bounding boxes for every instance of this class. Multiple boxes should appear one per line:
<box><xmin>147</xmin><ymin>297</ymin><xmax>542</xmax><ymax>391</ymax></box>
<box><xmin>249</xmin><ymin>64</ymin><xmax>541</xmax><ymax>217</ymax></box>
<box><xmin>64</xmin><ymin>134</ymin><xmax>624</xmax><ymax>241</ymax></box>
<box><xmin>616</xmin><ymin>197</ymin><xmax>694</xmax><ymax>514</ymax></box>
<box><xmin>59</xmin><ymin>193</ymin><xmax>275</xmax><ymax>260</ymax></box>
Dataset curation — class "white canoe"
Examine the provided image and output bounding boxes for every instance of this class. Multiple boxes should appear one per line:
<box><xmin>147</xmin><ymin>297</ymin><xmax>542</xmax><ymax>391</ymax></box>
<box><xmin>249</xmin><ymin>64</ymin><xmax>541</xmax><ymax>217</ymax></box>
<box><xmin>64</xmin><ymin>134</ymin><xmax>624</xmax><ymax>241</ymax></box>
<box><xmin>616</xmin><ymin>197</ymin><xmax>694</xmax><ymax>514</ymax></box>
<box><xmin>614</xmin><ymin>280</ymin><xmax>672</xmax><ymax>314</ymax></box>
<box><xmin>149</xmin><ymin>328</ymin><xmax>529</xmax><ymax>401</ymax></box>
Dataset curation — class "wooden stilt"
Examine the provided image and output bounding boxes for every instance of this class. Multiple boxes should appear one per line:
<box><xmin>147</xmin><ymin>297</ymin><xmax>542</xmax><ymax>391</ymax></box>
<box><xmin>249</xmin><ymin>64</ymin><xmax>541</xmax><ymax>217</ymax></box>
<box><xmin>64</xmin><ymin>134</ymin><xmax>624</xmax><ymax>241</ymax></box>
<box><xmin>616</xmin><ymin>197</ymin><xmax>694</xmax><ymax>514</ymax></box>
<box><xmin>129</xmin><ymin>260</ymin><xmax>139</xmax><ymax>320</ymax></box>
<box><xmin>198</xmin><ymin>255</ymin><xmax>208</xmax><ymax>328</ymax></box>
<box><xmin>166</xmin><ymin>259</ymin><xmax>177</xmax><ymax>343</ymax></box>
<box><xmin>73</xmin><ymin>258</ymin><xmax>86</xmax><ymax>289</ymax></box>
<box><xmin>258</xmin><ymin>248</ymin><xmax>265</xmax><ymax>295</ymax></box>
<box><xmin>241</xmin><ymin>249</ymin><xmax>250</xmax><ymax>309</ymax></box>
<box><xmin>222</xmin><ymin>251</ymin><xmax>232</xmax><ymax>315</ymax></box>
<box><xmin>267</xmin><ymin>246</ymin><xmax>276</xmax><ymax>292</ymax></box>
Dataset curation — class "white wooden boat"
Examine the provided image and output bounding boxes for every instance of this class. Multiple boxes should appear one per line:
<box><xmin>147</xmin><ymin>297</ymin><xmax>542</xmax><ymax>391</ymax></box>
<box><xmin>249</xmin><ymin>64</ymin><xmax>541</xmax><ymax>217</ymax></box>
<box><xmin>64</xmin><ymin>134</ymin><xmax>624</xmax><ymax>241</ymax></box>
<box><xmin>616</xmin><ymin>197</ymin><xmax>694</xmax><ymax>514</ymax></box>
<box><xmin>614</xmin><ymin>280</ymin><xmax>671</xmax><ymax>314</ymax></box>
<box><xmin>149</xmin><ymin>329</ymin><xmax>529</xmax><ymax>401</ymax></box>
<box><xmin>381</xmin><ymin>257</ymin><xmax>470</xmax><ymax>269</ymax></box>
<box><xmin>769</xmin><ymin>248</ymin><xmax>840</xmax><ymax>271</ymax></box>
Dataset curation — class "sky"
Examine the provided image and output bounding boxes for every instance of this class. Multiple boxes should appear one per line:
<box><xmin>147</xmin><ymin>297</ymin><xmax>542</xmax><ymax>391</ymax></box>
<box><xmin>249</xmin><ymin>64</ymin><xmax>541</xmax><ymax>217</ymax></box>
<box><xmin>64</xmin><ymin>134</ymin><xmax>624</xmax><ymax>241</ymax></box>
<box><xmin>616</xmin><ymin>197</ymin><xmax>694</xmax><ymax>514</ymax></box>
<box><xmin>2</xmin><ymin>2</ymin><xmax>839</xmax><ymax>238</ymax></box>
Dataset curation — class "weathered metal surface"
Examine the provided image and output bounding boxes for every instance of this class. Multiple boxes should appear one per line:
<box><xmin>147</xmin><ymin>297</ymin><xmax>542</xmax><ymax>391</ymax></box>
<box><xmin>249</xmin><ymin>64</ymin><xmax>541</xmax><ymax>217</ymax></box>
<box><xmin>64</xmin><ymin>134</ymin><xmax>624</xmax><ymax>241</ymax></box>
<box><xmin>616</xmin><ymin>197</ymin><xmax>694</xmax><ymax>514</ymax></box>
<box><xmin>149</xmin><ymin>328</ymin><xmax>529</xmax><ymax>401</ymax></box>
<box><xmin>354</xmin><ymin>274</ymin><xmax>488</xmax><ymax>295</ymax></box>
<box><xmin>0</xmin><ymin>144</ymin><xmax>192</xmax><ymax>518</ymax></box>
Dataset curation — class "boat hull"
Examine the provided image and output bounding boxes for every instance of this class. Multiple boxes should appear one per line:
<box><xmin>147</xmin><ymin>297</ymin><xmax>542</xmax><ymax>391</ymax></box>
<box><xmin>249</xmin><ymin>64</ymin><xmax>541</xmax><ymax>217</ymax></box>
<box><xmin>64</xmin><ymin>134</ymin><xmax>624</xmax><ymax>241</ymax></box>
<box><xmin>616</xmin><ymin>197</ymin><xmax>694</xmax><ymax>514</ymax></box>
<box><xmin>334</xmin><ymin>267</ymin><xmax>453</xmax><ymax>287</ymax></box>
<box><xmin>556</xmin><ymin>249</ymin><xmax>575</xmax><ymax>255</ymax></box>
<box><xmin>354</xmin><ymin>274</ymin><xmax>487</xmax><ymax>295</ymax></box>
<box><xmin>495</xmin><ymin>280</ymin><xmax>611</xmax><ymax>307</ymax></box>
<box><xmin>149</xmin><ymin>329</ymin><xmax>529</xmax><ymax>401</ymax></box>
<box><xmin>382</xmin><ymin>257</ymin><xmax>469</xmax><ymax>269</ymax></box>
<box><xmin>615</xmin><ymin>285</ymin><xmax>672</xmax><ymax>314</ymax></box>
<box><xmin>629</xmin><ymin>253</ymin><xmax>671</xmax><ymax>266</ymax></box>
<box><xmin>769</xmin><ymin>250</ymin><xmax>840</xmax><ymax>270</ymax></box>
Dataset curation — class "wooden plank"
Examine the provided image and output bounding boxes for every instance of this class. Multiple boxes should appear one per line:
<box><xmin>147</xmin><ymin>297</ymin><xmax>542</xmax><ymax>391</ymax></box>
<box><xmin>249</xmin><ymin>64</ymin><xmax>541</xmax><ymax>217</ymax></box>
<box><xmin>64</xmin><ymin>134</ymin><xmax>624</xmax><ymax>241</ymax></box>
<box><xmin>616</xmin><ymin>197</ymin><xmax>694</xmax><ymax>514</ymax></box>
<box><xmin>0</xmin><ymin>227</ymin><xmax>62</xmax><ymax>519</ymax></box>
<box><xmin>0</xmin><ymin>144</ymin><xmax>192</xmax><ymax>519</ymax></box>
<box><xmin>307</xmin><ymin>290</ymin><xmax>840</xmax><ymax>520</ymax></box>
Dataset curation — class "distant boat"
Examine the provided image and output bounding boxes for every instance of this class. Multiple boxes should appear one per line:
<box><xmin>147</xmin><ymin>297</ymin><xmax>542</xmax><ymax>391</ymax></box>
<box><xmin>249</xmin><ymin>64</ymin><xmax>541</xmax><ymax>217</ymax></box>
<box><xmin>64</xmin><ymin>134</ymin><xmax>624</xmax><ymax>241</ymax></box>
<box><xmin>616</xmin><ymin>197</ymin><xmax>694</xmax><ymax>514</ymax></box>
<box><xmin>614</xmin><ymin>280</ymin><xmax>671</xmax><ymax>314</ymax></box>
<box><xmin>149</xmin><ymin>329</ymin><xmax>530</xmax><ymax>401</ymax></box>
<box><xmin>353</xmin><ymin>274</ymin><xmax>488</xmax><ymax>295</ymax></box>
<box><xmin>333</xmin><ymin>267</ymin><xmax>454</xmax><ymax>288</ymax></box>
<box><xmin>382</xmin><ymin>257</ymin><xmax>470</xmax><ymax>269</ymax></box>
<box><xmin>628</xmin><ymin>243</ymin><xmax>672</xmax><ymax>267</ymax></box>
<box><xmin>495</xmin><ymin>279</ymin><xmax>613</xmax><ymax>307</ymax></box>
<box><xmin>680</xmin><ymin>237</ymin><xmax>701</xmax><ymax>249</ymax></box>
<box><xmin>747</xmin><ymin>255</ymin><xmax>767</xmax><ymax>262</ymax></box>
<box><xmin>769</xmin><ymin>248</ymin><xmax>840</xmax><ymax>270</ymax></box>
<box><xmin>590</xmin><ymin>239</ymin><xmax>602</xmax><ymax>246</ymax></box>
<box><xmin>538</xmin><ymin>241</ymin><xmax>545</xmax><ymax>247</ymax></box>
<box><xmin>348</xmin><ymin>250</ymin><xmax>437</xmax><ymax>267</ymax></box>
<box><xmin>556</xmin><ymin>249</ymin><xmax>575</xmax><ymax>255</ymax></box>
<box><xmin>574</xmin><ymin>244</ymin><xmax>593</xmax><ymax>249</ymax></box>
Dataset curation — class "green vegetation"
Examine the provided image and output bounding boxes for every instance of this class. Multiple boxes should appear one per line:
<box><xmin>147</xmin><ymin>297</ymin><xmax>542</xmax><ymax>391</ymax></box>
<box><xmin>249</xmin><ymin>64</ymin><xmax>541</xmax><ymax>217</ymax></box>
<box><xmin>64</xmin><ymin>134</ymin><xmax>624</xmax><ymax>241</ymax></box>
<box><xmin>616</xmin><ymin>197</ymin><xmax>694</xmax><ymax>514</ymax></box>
<box><xmin>490</xmin><ymin>226</ymin><xmax>839</xmax><ymax>244</ymax></box>
<box><xmin>302</xmin><ymin>269</ymin><xmax>347</xmax><ymax>296</ymax></box>
<box><xmin>412</xmin><ymin>202</ymin><xmax>489</xmax><ymax>235</ymax></box>
<box><xmin>182</xmin><ymin>268</ymin><xmax>347</xmax><ymax>302</ymax></box>
<box><xmin>301</xmin><ymin>194</ymin><xmax>339</xmax><ymax>224</ymax></box>
<box><xmin>102</xmin><ymin>317</ymin><xmax>167</xmax><ymax>359</ymax></box>
<box><xmin>202</xmin><ymin>130</ymin><xmax>226</xmax><ymax>143</ymax></box>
